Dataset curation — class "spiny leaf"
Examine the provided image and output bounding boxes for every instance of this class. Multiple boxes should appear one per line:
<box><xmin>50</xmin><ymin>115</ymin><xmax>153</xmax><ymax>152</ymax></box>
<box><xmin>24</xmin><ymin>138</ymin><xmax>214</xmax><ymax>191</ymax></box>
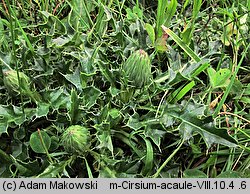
<box><xmin>145</xmin><ymin>127</ymin><xmax>166</xmax><ymax>151</ymax></box>
<box><xmin>163</xmin><ymin>102</ymin><xmax>237</xmax><ymax>147</ymax></box>
<box><xmin>82</xmin><ymin>86</ymin><xmax>101</xmax><ymax>109</ymax></box>
<box><xmin>61</xmin><ymin>68</ymin><xmax>82</xmax><ymax>91</ymax></box>
<box><xmin>0</xmin><ymin>105</ymin><xmax>36</xmax><ymax>135</ymax></box>
<box><xmin>36</xmin><ymin>160</ymin><xmax>71</xmax><ymax>178</ymax></box>
<box><xmin>36</xmin><ymin>102</ymin><xmax>50</xmax><ymax>118</ymax></box>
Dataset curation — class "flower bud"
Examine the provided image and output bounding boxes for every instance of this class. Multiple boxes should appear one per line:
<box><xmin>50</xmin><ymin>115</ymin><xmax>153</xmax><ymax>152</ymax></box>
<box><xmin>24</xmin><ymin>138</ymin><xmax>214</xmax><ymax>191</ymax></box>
<box><xmin>61</xmin><ymin>125</ymin><xmax>90</xmax><ymax>154</ymax></box>
<box><xmin>3</xmin><ymin>70</ymin><xmax>30</xmax><ymax>94</ymax></box>
<box><xmin>123</xmin><ymin>49</ymin><xmax>152</xmax><ymax>88</ymax></box>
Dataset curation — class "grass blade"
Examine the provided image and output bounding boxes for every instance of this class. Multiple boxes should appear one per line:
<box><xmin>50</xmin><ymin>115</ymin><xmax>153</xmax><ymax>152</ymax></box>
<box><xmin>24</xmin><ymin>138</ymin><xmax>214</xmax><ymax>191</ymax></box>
<box><xmin>161</xmin><ymin>25</ymin><xmax>201</xmax><ymax>62</ymax></box>
<box><xmin>84</xmin><ymin>158</ymin><xmax>93</xmax><ymax>178</ymax></box>
<box><xmin>142</xmin><ymin>138</ymin><xmax>154</xmax><ymax>176</ymax></box>
<box><xmin>164</xmin><ymin>0</ymin><xmax>178</xmax><ymax>28</ymax></box>
<box><xmin>156</xmin><ymin>0</ymin><xmax>168</xmax><ymax>37</ymax></box>
<box><xmin>156</xmin><ymin>0</ymin><xmax>177</xmax><ymax>38</ymax></box>
<box><xmin>192</xmin><ymin>0</ymin><xmax>202</xmax><ymax>19</ymax></box>
<box><xmin>174</xmin><ymin>80</ymin><xmax>195</xmax><ymax>102</ymax></box>
<box><xmin>6</xmin><ymin>1</ymin><xmax>34</xmax><ymax>53</ymax></box>
<box><xmin>191</xmin><ymin>62</ymin><xmax>210</xmax><ymax>78</ymax></box>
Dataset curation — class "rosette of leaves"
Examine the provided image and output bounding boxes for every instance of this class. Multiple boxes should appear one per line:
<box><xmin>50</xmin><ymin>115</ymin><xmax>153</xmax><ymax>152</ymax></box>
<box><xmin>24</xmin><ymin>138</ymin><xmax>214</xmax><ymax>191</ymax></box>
<box><xmin>61</xmin><ymin>125</ymin><xmax>91</xmax><ymax>155</ymax></box>
<box><xmin>3</xmin><ymin>70</ymin><xmax>41</xmax><ymax>102</ymax></box>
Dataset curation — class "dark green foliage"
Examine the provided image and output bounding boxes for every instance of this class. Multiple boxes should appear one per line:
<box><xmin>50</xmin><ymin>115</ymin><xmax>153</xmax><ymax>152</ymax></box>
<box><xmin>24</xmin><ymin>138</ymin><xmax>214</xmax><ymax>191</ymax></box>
<box><xmin>0</xmin><ymin>0</ymin><xmax>249</xmax><ymax>178</ymax></box>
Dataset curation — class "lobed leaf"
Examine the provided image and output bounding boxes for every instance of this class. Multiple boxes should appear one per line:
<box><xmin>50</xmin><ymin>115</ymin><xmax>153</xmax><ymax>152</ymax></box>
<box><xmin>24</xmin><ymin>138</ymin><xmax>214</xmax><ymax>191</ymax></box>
<box><xmin>163</xmin><ymin>102</ymin><xmax>237</xmax><ymax>148</ymax></box>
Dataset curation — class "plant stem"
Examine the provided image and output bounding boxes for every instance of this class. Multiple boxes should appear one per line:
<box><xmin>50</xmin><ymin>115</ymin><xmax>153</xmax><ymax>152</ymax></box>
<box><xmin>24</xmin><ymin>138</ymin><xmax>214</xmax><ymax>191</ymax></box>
<box><xmin>152</xmin><ymin>138</ymin><xmax>185</xmax><ymax>178</ymax></box>
<box><xmin>5</xmin><ymin>0</ymin><xmax>25</xmax><ymax>114</ymax></box>
<box><xmin>219</xmin><ymin>112</ymin><xmax>250</xmax><ymax>125</ymax></box>
<box><xmin>37</xmin><ymin>129</ymin><xmax>53</xmax><ymax>163</ymax></box>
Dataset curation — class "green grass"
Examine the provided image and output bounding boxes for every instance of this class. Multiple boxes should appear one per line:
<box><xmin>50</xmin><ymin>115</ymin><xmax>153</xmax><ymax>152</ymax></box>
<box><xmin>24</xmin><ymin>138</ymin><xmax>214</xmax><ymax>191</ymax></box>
<box><xmin>0</xmin><ymin>0</ymin><xmax>250</xmax><ymax>178</ymax></box>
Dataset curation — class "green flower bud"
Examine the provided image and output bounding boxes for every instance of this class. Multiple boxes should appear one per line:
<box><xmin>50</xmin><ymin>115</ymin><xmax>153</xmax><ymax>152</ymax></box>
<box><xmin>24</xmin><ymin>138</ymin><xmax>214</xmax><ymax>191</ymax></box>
<box><xmin>3</xmin><ymin>70</ymin><xmax>30</xmax><ymax>94</ymax></box>
<box><xmin>123</xmin><ymin>49</ymin><xmax>152</xmax><ymax>88</ymax></box>
<box><xmin>61</xmin><ymin>125</ymin><xmax>90</xmax><ymax>154</ymax></box>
